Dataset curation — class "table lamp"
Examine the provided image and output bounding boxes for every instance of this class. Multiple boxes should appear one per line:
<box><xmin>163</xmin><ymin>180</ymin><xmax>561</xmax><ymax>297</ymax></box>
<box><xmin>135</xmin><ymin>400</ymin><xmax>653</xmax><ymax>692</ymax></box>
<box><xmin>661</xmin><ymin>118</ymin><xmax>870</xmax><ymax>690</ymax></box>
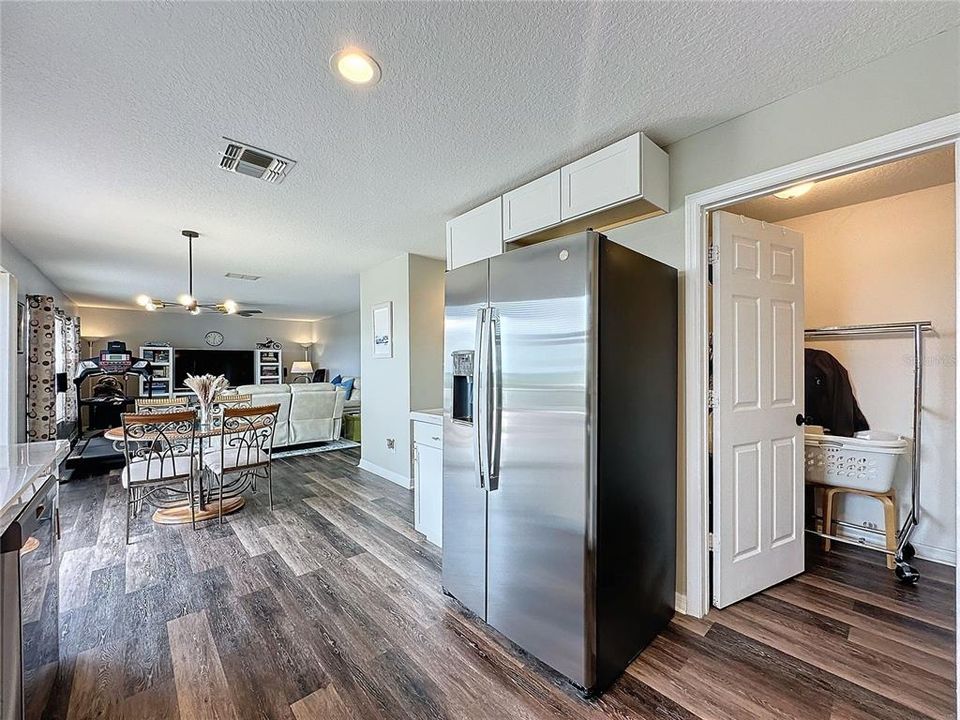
<box><xmin>291</xmin><ymin>361</ymin><xmax>314</xmax><ymax>383</ymax></box>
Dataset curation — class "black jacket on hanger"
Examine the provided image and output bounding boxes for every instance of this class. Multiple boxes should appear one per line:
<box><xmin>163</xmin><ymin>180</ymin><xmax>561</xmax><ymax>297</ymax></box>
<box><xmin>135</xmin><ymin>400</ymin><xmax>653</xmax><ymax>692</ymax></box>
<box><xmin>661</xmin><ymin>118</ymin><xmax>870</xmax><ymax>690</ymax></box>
<box><xmin>804</xmin><ymin>349</ymin><xmax>869</xmax><ymax>437</ymax></box>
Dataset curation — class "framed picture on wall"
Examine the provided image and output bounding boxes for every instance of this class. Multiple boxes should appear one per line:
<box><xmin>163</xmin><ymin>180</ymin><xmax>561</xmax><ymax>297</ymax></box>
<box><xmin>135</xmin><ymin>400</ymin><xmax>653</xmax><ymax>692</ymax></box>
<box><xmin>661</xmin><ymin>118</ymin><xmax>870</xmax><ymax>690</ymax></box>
<box><xmin>16</xmin><ymin>301</ymin><xmax>25</xmax><ymax>354</ymax></box>
<box><xmin>372</xmin><ymin>301</ymin><xmax>393</xmax><ymax>359</ymax></box>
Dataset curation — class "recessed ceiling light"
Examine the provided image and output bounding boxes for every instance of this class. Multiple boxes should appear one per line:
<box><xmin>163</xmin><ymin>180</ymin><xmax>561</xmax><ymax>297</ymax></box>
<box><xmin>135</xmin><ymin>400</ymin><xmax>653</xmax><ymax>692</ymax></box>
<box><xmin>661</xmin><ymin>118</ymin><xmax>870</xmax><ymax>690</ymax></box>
<box><xmin>331</xmin><ymin>48</ymin><xmax>381</xmax><ymax>85</ymax></box>
<box><xmin>774</xmin><ymin>182</ymin><xmax>815</xmax><ymax>200</ymax></box>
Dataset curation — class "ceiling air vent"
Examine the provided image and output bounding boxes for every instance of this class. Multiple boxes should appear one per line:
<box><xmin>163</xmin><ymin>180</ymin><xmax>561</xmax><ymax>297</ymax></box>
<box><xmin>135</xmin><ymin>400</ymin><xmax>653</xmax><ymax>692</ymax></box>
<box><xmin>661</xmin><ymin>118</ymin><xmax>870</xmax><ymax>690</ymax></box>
<box><xmin>219</xmin><ymin>137</ymin><xmax>296</xmax><ymax>184</ymax></box>
<box><xmin>225</xmin><ymin>272</ymin><xmax>262</xmax><ymax>281</ymax></box>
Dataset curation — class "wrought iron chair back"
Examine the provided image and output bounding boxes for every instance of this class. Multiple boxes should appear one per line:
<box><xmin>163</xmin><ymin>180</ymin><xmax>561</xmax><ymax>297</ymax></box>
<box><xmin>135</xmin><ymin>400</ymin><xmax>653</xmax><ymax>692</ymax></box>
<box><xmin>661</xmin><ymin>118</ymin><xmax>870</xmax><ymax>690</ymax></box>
<box><xmin>213</xmin><ymin>393</ymin><xmax>253</xmax><ymax>408</ymax></box>
<box><xmin>121</xmin><ymin>409</ymin><xmax>198</xmax><ymax>486</ymax></box>
<box><xmin>217</xmin><ymin>403</ymin><xmax>281</xmax><ymax>471</ymax></box>
<box><xmin>209</xmin><ymin>394</ymin><xmax>253</xmax><ymax>425</ymax></box>
<box><xmin>135</xmin><ymin>396</ymin><xmax>192</xmax><ymax>414</ymax></box>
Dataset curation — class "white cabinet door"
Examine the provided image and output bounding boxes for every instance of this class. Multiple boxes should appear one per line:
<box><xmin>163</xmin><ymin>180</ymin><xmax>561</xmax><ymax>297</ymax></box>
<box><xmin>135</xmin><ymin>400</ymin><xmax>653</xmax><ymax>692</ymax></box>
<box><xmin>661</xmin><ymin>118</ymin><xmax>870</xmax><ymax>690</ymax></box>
<box><xmin>502</xmin><ymin>170</ymin><xmax>561</xmax><ymax>241</ymax></box>
<box><xmin>560</xmin><ymin>133</ymin><xmax>641</xmax><ymax>220</ymax></box>
<box><xmin>446</xmin><ymin>197</ymin><xmax>503</xmax><ymax>270</ymax></box>
<box><xmin>712</xmin><ymin>210</ymin><xmax>805</xmax><ymax>608</ymax></box>
<box><xmin>415</xmin><ymin>442</ymin><xmax>443</xmax><ymax>546</ymax></box>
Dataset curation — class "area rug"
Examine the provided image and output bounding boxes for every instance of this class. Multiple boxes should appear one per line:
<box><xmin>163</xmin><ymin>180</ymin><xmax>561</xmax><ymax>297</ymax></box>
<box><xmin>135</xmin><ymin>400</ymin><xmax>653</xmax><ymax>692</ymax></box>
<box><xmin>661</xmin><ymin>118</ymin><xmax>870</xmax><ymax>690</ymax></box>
<box><xmin>272</xmin><ymin>438</ymin><xmax>360</xmax><ymax>459</ymax></box>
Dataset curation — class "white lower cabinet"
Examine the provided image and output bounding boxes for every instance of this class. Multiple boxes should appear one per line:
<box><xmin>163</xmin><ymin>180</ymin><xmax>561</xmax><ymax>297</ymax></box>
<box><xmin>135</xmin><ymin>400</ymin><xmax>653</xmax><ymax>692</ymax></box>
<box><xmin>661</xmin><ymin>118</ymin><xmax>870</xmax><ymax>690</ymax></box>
<box><xmin>413</xmin><ymin>421</ymin><xmax>443</xmax><ymax>546</ymax></box>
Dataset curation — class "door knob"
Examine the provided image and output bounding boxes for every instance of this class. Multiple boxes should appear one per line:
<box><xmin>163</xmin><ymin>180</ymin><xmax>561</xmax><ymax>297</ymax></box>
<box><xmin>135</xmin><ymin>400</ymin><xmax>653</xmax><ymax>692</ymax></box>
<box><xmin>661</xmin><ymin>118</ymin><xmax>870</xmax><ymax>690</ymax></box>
<box><xmin>795</xmin><ymin>414</ymin><xmax>806</xmax><ymax>427</ymax></box>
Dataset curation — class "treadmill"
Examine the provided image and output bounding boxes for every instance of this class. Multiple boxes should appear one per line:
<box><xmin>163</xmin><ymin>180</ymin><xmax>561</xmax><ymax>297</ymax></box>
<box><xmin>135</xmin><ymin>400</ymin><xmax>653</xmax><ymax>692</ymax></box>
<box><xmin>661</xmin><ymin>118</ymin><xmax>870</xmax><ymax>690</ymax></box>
<box><xmin>66</xmin><ymin>341</ymin><xmax>154</xmax><ymax>470</ymax></box>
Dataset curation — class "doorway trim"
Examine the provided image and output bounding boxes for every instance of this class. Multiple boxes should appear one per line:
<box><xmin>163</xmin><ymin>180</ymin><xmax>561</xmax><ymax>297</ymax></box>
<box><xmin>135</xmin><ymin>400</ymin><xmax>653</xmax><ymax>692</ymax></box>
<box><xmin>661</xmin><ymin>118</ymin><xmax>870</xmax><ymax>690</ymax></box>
<box><xmin>683</xmin><ymin>113</ymin><xmax>960</xmax><ymax>619</ymax></box>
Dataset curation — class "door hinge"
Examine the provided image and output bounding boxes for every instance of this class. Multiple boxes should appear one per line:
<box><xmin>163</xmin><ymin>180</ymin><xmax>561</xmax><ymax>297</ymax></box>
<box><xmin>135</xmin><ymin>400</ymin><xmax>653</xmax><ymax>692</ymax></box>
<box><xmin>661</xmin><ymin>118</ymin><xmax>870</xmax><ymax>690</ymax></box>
<box><xmin>707</xmin><ymin>532</ymin><xmax>716</xmax><ymax>551</ymax></box>
<box><xmin>707</xmin><ymin>389</ymin><xmax>717</xmax><ymax>409</ymax></box>
<box><xmin>707</xmin><ymin>244</ymin><xmax>719</xmax><ymax>265</ymax></box>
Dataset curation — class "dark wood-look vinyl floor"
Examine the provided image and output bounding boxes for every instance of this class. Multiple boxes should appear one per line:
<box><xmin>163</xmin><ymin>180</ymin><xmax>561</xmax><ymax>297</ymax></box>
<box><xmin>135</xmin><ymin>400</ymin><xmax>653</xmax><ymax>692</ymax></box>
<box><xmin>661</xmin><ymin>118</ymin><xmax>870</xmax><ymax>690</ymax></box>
<box><xmin>49</xmin><ymin>448</ymin><xmax>955</xmax><ymax>719</ymax></box>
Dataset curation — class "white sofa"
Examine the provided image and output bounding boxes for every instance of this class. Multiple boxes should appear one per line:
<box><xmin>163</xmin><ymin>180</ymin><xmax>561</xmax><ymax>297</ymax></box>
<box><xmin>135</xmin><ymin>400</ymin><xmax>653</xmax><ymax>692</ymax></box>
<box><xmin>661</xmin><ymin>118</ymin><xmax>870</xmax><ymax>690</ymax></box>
<box><xmin>236</xmin><ymin>383</ymin><xmax>346</xmax><ymax>447</ymax></box>
<box><xmin>342</xmin><ymin>376</ymin><xmax>360</xmax><ymax>413</ymax></box>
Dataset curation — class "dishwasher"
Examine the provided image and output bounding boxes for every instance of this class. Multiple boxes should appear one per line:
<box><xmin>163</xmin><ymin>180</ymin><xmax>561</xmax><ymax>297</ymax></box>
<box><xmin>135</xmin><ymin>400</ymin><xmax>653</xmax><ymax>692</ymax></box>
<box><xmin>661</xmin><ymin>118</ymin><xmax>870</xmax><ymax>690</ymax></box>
<box><xmin>1</xmin><ymin>474</ymin><xmax>59</xmax><ymax>720</ymax></box>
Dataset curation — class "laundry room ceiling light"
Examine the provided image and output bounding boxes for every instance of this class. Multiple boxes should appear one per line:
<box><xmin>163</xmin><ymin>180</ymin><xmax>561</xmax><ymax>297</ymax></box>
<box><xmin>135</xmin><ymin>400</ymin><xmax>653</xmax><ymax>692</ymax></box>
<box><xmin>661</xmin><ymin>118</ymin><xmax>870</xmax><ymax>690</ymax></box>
<box><xmin>331</xmin><ymin>48</ymin><xmax>381</xmax><ymax>85</ymax></box>
<box><xmin>774</xmin><ymin>182</ymin><xmax>815</xmax><ymax>200</ymax></box>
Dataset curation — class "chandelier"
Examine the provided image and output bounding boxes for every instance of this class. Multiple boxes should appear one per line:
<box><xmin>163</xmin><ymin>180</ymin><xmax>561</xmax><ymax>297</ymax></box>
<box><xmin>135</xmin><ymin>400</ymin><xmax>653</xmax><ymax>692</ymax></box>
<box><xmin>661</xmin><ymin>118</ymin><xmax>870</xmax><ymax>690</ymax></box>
<box><xmin>135</xmin><ymin>230</ymin><xmax>261</xmax><ymax>317</ymax></box>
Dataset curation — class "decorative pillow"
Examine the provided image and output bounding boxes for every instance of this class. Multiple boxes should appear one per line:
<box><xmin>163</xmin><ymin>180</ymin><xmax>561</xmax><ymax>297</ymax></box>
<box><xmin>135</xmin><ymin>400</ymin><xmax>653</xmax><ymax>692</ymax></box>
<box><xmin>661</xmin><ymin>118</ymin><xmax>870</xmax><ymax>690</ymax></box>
<box><xmin>330</xmin><ymin>374</ymin><xmax>343</xmax><ymax>385</ymax></box>
<box><xmin>332</xmin><ymin>377</ymin><xmax>354</xmax><ymax>400</ymax></box>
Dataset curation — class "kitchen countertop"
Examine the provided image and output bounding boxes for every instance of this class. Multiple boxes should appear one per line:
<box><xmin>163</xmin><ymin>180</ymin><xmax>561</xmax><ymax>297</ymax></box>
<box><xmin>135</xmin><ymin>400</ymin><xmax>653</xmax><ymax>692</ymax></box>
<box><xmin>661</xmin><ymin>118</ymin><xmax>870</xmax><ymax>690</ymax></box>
<box><xmin>410</xmin><ymin>408</ymin><xmax>442</xmax><ymax>426</ymax></box>
<box><xmin>0</xmin><ymin>440</ymin><xmax>70</xmax><ymax>535</ymax></box>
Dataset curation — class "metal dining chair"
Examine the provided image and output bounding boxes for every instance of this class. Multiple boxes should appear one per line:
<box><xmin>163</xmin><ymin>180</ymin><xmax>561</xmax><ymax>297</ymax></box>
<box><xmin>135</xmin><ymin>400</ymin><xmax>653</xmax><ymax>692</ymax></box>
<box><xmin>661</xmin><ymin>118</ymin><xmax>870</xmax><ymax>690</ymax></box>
<box><xmin>205</xmin><ymin>394</ymin><xmax>253</xmax><ymax>451</ymax></box>
<box><xmin>135</xmin><ymin>396</ymin><xmax>192</xmax><ymax>413</ymax></box>
<box><xmin>211</xmin><ymin>393</ymin><xmax>252</xmax><ymax>423</ymax></box>
<box><xmin>203</xmin><ymin>403</ymin><xmax>281</xmax><ymax>523</ymax></box>
<box><xmin>212</xmin><ymin>393</ymin><xmax>253</xmax><ymax>409</ymax></box>
<box><xmin>120</xmin><ymin>409</ymin><xmax>199</xmax><ymax>543</ymax></box>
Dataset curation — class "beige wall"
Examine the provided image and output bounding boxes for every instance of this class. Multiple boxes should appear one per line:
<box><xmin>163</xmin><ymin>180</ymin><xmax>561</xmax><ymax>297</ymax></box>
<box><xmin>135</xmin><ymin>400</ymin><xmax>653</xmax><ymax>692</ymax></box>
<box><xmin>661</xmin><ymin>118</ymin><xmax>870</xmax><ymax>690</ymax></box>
<box><xmin>602</xmin><ymin>28</ymin><xmax>959</xmax><ymax>599</ymax></box>
<box><xmin>408</xmin><ymin>255</ymin><xmax>445</xmax><ymax>413</ymax></box>
<box><xmin>359</xmin><ymin>254</ymin><xmax>412</xmax><ymax>484</ymax></box>
<box><xmin>77</xmin><ymin>306</ymin><xmax>314</xmax><ymax>381</ymax></box>
<box><xmin>787</xmin><ymin>183</ymin><xmax>956</xmax><ymax>563</ymax></box>
<box><xmin>311</xmin><ymin>310</ymin><xmax>360</xmax><ymax>379</ymax></box>
<box><xmin>359</xmin><ymin>253</ymin><xmax>445</xmax><ymax>487</ymax></box>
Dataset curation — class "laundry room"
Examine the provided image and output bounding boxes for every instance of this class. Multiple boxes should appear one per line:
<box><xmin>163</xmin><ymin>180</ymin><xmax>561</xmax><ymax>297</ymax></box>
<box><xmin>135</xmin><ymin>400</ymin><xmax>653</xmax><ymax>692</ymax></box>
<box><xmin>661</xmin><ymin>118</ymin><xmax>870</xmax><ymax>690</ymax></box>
<box><xmin>705</xmin><ymin>143</ymin><xmax>955</xmax><ymax>702</ymax></box>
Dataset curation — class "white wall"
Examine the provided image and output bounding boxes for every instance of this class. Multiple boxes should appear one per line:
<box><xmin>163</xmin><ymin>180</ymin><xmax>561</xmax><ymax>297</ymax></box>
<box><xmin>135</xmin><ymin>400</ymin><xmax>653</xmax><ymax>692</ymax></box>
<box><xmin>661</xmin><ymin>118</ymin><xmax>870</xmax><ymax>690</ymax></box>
<box><xmin>311</xmin><ymin>310</ymin><xmax>360</xmax><ymax>379</ymax></box>
<box><xmin>599</xmin><ymin>28</ymin><xmax>959</xmax><ymax>599</ymax></box>
<box><xmin>359</xmin><ymin>253</ymin><xmax>445</xmax><ymax>487</ymax></box>
<box><xmin>0</xmin><ymin>272</ymin><xmax>17</xmax><ymax>445</ymax></box>
<box><xmin>1</xmin><ymin>235</ymin><xmax>77</xmax><ymax>442</ymax></box>
<box><xmin>76</xmin><ymin>306</ymin><xmax>314</xmax><ymax>381</ymax></box>
<box><xmin>0</xmin><ymin>236</ymin><xmax>77</xmax><ymax>313</ymax></box>
<box><xmin>787</xmin><ymin>183</ymin><xmax>956</xmax><ymax>564</ymax></box>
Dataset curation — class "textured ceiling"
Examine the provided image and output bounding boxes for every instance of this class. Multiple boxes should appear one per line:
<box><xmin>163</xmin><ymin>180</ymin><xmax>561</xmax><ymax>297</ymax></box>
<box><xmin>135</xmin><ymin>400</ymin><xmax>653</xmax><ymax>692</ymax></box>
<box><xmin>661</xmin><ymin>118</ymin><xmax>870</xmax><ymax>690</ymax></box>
<box><xmin>2</xmin><ymin>2</ymin><xmax>958</xmax><ymax>319</ymax></box>
<box><xmin>724</xmin><ymin>145</ymin><xmax>956</xmax><ymax>222</ymax></box>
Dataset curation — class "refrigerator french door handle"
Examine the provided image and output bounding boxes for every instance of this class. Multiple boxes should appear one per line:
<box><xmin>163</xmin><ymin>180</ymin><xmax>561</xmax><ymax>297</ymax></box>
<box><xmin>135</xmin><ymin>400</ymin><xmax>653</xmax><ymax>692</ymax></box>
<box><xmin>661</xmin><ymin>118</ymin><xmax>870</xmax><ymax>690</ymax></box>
<box><xmin>473</xmin><ymin>307</ymin><xmax>487</xmax><ymax>489</ymax></box>
<box><xmin>487</xmin><ymin>307</ymin><xmax>502</xmax><ymax>490</ymax></box>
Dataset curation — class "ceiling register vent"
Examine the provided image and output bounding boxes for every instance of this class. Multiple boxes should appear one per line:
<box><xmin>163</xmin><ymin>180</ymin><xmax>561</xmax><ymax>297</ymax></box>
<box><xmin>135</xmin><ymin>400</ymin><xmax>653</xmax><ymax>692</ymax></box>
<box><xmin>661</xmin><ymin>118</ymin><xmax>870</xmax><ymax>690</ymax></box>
<box><xmin>219</xmin><ymin>137</ymin><xmax>296</xmax><ymax>184</ymax></box>
<box><xmin>225</xmin><ymin>272</ymin><xmax>262</xmax><ymax>281</ymax></box>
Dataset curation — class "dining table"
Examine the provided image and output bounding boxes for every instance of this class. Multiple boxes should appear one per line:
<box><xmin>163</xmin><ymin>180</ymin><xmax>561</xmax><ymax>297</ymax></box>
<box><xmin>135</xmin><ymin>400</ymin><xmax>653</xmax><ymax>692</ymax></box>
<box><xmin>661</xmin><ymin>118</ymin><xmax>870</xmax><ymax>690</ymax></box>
<box><xmin>103</xmin><ymin>420</ymin><xmax>268</xmax><ymax>525</ymax></box>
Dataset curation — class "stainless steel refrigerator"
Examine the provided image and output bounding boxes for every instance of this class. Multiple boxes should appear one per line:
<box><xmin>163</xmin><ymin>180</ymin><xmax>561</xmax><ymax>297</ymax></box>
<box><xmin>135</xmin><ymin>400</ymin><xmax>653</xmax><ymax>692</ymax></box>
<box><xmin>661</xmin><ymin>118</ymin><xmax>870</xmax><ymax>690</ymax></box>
<box><xmin>442</xmin><ymin>231</ymin><xmax>678</xmax><ymax>694</ymax></box>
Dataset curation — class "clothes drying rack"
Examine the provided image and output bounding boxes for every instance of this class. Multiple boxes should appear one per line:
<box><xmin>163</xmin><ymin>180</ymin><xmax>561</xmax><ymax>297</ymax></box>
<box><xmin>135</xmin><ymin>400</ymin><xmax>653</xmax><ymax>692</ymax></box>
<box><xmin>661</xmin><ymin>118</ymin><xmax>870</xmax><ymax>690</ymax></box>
<box><xmin>802</xmin><ymin>320</ymin><xmax>933</xmax><ymax>584</ymax></box>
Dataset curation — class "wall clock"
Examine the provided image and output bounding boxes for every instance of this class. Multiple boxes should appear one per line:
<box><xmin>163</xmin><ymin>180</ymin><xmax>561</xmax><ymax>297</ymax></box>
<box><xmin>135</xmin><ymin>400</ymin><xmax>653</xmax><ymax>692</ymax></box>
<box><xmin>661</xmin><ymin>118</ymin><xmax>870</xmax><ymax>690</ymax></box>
<box><xmin>204</xmin><ymin>331</ymin><xmax>224</xmax><ymax>347</ymax></box>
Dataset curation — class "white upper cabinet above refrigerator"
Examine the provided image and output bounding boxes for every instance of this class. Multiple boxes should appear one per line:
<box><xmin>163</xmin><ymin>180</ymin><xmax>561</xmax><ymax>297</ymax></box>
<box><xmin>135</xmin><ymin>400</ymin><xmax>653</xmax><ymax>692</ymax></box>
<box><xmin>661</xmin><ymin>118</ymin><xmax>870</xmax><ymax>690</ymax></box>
<box><xmin>446</xmin><ymin>196</ymin><xmax>503</xmax><ymax>271</ymax></box>
<box><xmin>502</xmin><ymin>170</ymin><xmax>561</xmax><ymax>242</ymax></box>
<box><xmin>445</xmin><ymin>132</ymin><xmax>669</xmax><ymax>270</ymax></box>
<box><xmin>563</xmin><ymin>133</ymin><xmax>657</xmax><ymax>219</ymax></box>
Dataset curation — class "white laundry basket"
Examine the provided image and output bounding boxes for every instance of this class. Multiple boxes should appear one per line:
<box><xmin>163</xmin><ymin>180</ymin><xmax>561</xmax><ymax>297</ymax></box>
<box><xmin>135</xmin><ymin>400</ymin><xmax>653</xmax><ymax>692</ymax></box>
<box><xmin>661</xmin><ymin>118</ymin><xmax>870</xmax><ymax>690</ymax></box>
<box><xmin>804</xmin><ymin>430</ymin><xmax>909</xmax><ymax>494</ymax></box>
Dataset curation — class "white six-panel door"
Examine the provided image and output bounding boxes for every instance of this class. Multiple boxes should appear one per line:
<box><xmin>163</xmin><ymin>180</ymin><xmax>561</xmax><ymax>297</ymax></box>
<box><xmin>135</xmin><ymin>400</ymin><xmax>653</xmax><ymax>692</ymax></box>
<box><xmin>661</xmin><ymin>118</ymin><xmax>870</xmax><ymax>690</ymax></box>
<box><xmin>712</xmin><ymin>211</ymin><xmax>805</xmax><ymax>608</ymax></box>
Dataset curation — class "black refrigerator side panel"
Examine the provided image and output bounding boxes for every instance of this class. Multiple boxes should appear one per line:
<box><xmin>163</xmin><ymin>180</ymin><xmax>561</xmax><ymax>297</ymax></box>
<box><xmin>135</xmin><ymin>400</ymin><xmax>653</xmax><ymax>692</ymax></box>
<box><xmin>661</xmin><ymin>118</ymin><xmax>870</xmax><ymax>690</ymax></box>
<box><xmin>594</xmin><ymin>238</ymin><xmax>678</xmax><ymax>692</ymax></box>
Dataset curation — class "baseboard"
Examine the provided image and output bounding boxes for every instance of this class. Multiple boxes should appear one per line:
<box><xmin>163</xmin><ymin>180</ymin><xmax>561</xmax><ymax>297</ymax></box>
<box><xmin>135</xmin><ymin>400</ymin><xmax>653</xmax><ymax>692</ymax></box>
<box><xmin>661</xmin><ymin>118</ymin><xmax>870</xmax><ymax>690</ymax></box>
<box><xmin>674</xmin><ymin>592</ymin><xmax>688</xmax><ymax>616</ymax></box>
<box><xmin>912</xmin><ymin>542</ymin><xmax>956</xmax><ymax>567</ymax></box>
<box><xmin>832</xmin><ymin>525</ymin><xmax>956</xmax><ymax>567</ymax></box>
<box><xmin>358</xmin><ymin>459</ymin><xmax>412</xmax><ymax>489</ymax></box>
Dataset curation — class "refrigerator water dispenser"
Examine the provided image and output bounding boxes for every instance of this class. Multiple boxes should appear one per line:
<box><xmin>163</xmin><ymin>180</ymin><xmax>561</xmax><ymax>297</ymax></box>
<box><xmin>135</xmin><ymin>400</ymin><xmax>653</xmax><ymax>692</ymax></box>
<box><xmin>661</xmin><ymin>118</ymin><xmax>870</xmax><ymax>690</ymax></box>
<box><xmin>451</xmin><ymin>350</ymin><xmax>474</xmax><ymax>423</ymax></box>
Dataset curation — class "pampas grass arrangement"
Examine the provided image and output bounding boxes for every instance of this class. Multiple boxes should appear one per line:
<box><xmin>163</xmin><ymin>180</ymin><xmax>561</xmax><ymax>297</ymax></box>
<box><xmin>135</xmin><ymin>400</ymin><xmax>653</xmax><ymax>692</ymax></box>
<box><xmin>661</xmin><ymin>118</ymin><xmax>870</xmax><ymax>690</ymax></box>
<box><xmin>184</xmin><ymin>373</ymin><xmax>229</xmax><ymax>422</ymax></box>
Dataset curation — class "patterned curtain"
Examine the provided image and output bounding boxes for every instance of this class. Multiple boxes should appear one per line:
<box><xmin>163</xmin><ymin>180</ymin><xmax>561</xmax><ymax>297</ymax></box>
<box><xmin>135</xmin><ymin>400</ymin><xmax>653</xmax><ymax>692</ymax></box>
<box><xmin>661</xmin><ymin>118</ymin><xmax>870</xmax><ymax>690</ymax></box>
<box><xmin>26</xmin><ymin>295</ymin><xmax>57</xmax><ymax>441</ymax></box>
<box><xmin>64</xmin><ymin>315</ymin><xmax>80</xmax><ymax>422</ymax></box>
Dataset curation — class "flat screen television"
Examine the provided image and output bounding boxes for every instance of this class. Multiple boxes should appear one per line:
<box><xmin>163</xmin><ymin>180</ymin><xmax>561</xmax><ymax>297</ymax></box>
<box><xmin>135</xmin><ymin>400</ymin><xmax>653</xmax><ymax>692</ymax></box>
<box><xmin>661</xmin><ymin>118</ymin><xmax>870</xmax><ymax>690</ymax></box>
<box><xmin>173</xmin><ymin>349</ymin><xmax>255</xmax><ymax>389</ymax></box>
